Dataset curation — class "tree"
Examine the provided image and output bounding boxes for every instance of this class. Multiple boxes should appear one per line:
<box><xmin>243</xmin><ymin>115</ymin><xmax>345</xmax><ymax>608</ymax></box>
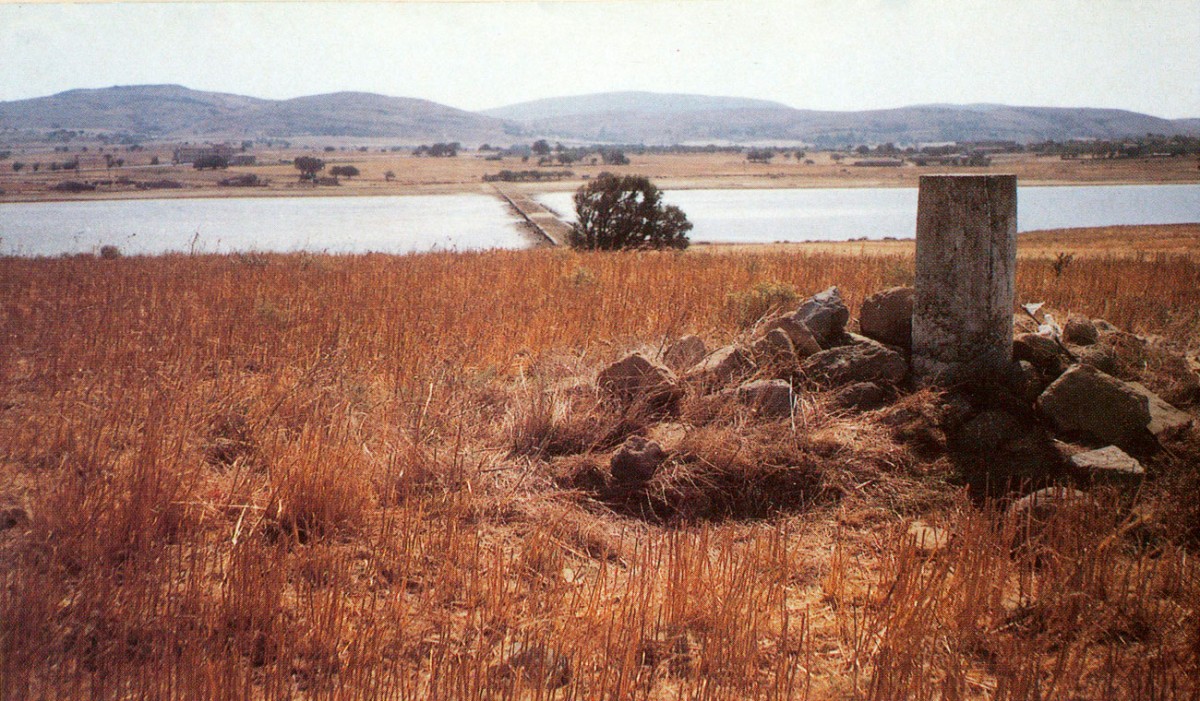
<box><xmin>531</xmin><ymin>139</ymin><xmax>551</xmax><ymax>157</ymax></box>
<box><xmin>384</xmin><ymin>170</ymin><xmax>396</xmax><ymax>182</ymax></box>
<box><xmin>193</xmin><ymin>155</ymin><xmax>228</xmax><ymax>170</ymax></box>
<box><xmin>746</xmin><ymin>148</ymin><xmax>774</xmax><ymax>163</ymax></box>
<box><xmin>294</xmin><ymin>156</ymin><xmax>325</xmax><ymax>181</ymax></box>
<box><xmin>569</xmin><ymin>174</ymin><xmax>692</xmax><ymax>251</ymax></box>
<box><xmin>329</xmin><ymin>165</ymin><xmax>360</xmax><ymax>179</ymax></box>
<box><xmin>600</xmin><ymin>149</ymin><xmax>629</xmax><ymax>166</ymax></box>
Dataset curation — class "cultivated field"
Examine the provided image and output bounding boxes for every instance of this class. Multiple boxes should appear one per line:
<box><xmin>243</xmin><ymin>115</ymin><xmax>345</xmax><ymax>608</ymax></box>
<box><xmin>2</xmin><ymin>227</ymin><xmax>1198</xmax><ymax>698</ymax></box>
<box><xmin>1</xmin><ymin>146</ymin><xmax>1198</xmax><ymax>202</ymax></box>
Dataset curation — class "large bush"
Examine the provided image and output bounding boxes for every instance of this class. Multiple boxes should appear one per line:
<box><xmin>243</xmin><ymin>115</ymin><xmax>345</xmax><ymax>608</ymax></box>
<box><xmin>569</xmin><ymin>174</ymin><xmax>692</xmax><ymax>251</ymax></box>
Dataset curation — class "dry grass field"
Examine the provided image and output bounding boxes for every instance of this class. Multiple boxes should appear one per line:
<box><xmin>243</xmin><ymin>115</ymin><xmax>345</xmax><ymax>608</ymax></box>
<box><xmin>2</xmin><ymin>227</ymin><xmax>1199</xmax><ymax>699</ymax></box>
<box><xmin>1</xmin><ymin>146</ymin><xmax>1198</xmax><ymax>202</ymax></box>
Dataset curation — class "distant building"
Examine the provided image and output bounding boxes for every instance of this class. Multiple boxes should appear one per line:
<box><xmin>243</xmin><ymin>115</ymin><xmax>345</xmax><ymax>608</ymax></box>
<box><xmin>852</xmin><ymin>158</ymin><xmax>905</xmax><ymax>167</ymax></box>
<box><xmin>228</xmin><ymin>154</ymin><xmax>257</xmax><ymax>166</ymax></box>
<box><xmin>173</xmin><ymin>144</ymin><xmax>236</xmax><ymax>164</ymax></box>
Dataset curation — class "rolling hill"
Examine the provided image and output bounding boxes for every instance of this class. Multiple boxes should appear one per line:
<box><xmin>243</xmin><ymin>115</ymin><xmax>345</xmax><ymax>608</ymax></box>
<box><xmin>1</xmin><ymin>85</ymin><xmax>1196</xmax><ymax>146</ymax></box>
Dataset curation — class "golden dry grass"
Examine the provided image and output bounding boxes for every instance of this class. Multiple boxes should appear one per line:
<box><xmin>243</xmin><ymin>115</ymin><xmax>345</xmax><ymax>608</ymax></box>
<box><xmin>1</xmin><ymin>234</ymin><xmax>1198</xmax><ymax>698</ymax></box>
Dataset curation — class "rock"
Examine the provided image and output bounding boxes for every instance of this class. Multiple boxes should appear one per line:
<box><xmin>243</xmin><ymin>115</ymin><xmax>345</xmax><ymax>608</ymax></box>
<box><xmin>686</xmin><ymin>345</ymin><xmax>756</xmax><ymax>390</ymax></box>
<box><xmin>761</xmin><ymin>312</ymin><xmax>822</xmax><ymax>357</ymax></box>
<box><xmin>1073</xmin><ymin>343</ymin><xmax>1118</xmax><ymax>374</ymax></box>
<box><xmin>1036</xmin><ymin>365</ymin><xmax>1152</xmax><ymax>451</ymax></box>
<box><xmin>906</xmin><ymin>520</ymin><xmax>949</xmax><ymax>555</ymax></box>
<box><xmin>751</xmin><ymin>329</ymin><xmax>798</xmax><ymax>371</ymax></box>
<box><xmin>795</xmin><ymin>286</ymin><xmax>849</xmax><ymax>348</ymax></box>
<box><xmin>663</xmin><ymin>335</ymin><xmax>707</xmax><ymax>372</ymax></box>
<box><xmin>1093</xmin><ymin>318</ymin><xmax>1119</xmax><ymax>334</ymax></box>
<box><xmin>1063</xmin><ymin>315</ymin><xmax>1099</xmax><ymax>346</ymax></box>
<box><xmin>1004</xmin><ymin>360</ymin><xmax>1046</xmax><ymax>404</ymax></box>
<box><xmin>610</xmin><ymin>436</ymin><xmax>667</xmax><ymax>484</ymax></box>
<box><xmin>1069</xmin><ymin>445</ymin><xmax>1144</xmax><ymax>482</ymax></box>
<box><xmin>1126</xmin><ymin>382</ymin><xmax>1193</xmax><ymax>438</ymax></box>
<box><xmin>859</xmin><ymin>286</ymin><xmax>914</xmax><ymax>349</ymax></box>
<box><xmin>803</xmin><ymin>338</ymin><xmax>908</xmax><ymax>387</ymax></box>
<box><xmin>501</xmin><ymin>642</ymin><xmax>571</xmax><ymax>689</ymax></box>
<box><xmin>1008</xmin><ymin>486</ymin><xmax>1088</xmax><ymax>525</ymax></box>
<box><xmin>1013</xmin><ymin>333</ymin><xmax>1070</xmax><ymax>377</ymax></box>
<box><xmin>725</xmin><ymin>379</ymin><xmax>794</xmax><ymax>419</ymax></box>
<box><xmin>832</xmin><ymin>381</ymin><xmax>888</xmax><ymax>411</ymax></box>
<box><xmin>597</xmin><ymin>353</ymin><xmax>681</xmax><ymax>410</ymax></box>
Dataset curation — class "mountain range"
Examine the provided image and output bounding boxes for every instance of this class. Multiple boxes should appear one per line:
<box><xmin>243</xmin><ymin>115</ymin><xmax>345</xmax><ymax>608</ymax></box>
<box><xmin>2</xmin><ymin>85</ymin><xmax>1197</xmax><ymax>146</ymax></box>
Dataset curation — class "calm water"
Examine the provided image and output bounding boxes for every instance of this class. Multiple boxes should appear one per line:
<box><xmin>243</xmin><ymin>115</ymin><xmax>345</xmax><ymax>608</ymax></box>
<box><xmin>0</xmin><ymin>194</ymin><xmax>528</xmax><ymax>257</ymax></box>
<box><xmin>536</xmin><ymin>184</ymin><xmax>1200</xmax><ymax>243</ymax></box>
<box><xmin>2</xmin><ymin>184</ymin><xmax>1197</xmax><ymax>256</ymax></box>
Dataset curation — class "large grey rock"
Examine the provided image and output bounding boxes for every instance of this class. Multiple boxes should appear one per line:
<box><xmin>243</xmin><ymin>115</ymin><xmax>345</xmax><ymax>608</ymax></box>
<box><xmin>686</xmin><ymin>345</ymin><xmax>756</xmax><ymax>390</ymax></box>
<box><xmin>1036</xmin><ymin>365</ymin><xmax>1152</xmax><ymax>451</ymax></box>
<box><xmin>912</xmin><ymin>175</ymin><xmax>1017</xmax><ymax>385</ymax></box>
<box><xmin>762</xmin><ymin>312</ymin><xmax>822</xmax><ymax>357</ymax></box>
<box><xmin>1063</xmin><ymin>315</ymin><xmax>1099</xmax><ymax>346</ymax></box>
<box><xmin>832</xmin><ymin>381</ymin><xmax>888</xmax><ymax>411</ymax></box>
<box><xmin>1127</xmin><ymin>381</ymin><xmax>1193</xmax><ymax>438</ymax></box>
<box><xmin>1069</xmin><ymin>445</ymin><xmax>1144</xmax><ymax>482</ymax></box>
<box><xmin>597</xmin><ymin>352</ymin><xmax>680</xmax><ymax>409</ymax></box>
<box><xmin>723</xmin><ymin>379</ymin><xmax>794</xmax><ymax>419</ymax></box>
<box><xmin>795</xmin><ymin>286</ymin><xmax>849</xmax><ymax>348</ymax></box>
<box><xmin>663</xmin><ymin>335</ymin><xmax>708</xmax><ymax>372</ymax></box>
<box><xmin>859</xmin><ymin>286</ymin><xmax>914</xmax><ymax>349</ymax></box>
<box><xmin>751</xmin><ymin>329</ymin><xmax>798</xmax><ymax>371</ymax></box>
<box><xmin>803</xmin><ymin>338</ymin><xmax>908</xmax><ymax>387</ymax></box>
<box><xmin>610</xmin><ymin>436</ymin><xmax>667</xmax><ymax>484</ymax></box>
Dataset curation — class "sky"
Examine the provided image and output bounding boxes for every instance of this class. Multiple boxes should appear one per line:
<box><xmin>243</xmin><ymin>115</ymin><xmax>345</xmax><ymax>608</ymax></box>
<box><xmin>2</xmin><ymin>0</ymin><xmax>1199</xmax><ymax>118</ymax></box>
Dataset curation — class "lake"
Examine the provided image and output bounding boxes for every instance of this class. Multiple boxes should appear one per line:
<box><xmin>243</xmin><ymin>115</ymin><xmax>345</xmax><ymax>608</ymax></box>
<box><xmin>536</xmin><ymin>184</ymin><xmax>1200</xmax><ymax>244</ymax></box>
<box><xmin>2</xmin><ymin>184</ymin><xmax>1197</xmax><ymax>256</ymax></box>
<box><xmin>0</xmin><ymin>194</ymin><xmax>529</xmax><ymax>257</ymax></box>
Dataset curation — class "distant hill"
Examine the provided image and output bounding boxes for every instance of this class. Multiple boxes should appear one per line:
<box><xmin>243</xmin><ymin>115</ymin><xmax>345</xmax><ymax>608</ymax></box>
<box><xmin>0</xmin><ymin>85</ymin><xmax>512</xmax><ymax>142</ymax></box>
<box><xmin>496</xmin><ymin>97</ymin><xmax>1194</xmax><ymax>146</ymax></box>
<box><xmin>481</xmin><ymin>91</ymin><xmax>793</xmax><ymax>121</ymax></box>
<box><xmin>1</xmin><ymin>85</ymin><xmax>1196</xmax><ymax>146</ymax></box>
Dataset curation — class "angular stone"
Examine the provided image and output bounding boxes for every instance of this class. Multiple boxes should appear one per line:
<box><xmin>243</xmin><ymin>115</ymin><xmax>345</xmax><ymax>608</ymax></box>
<box><xmin>1092</xmin><ymin>318</ymin><xmax>1119</xmax><ymax>334</ymax></box>
<box><xmin>597</xmin><ymin>352</ymin><xmax>680</xmax><ymax>409</ymax></box>
<box><xmin>752</xmin><ymin>329</ymin><xmax>798</xmax><ymax>371</ymax></box>
<box><xmin>1063</xmin><ymin>315</ymin><xmax>1099</xmax><ymax>346</ymax></box>
<box><xmin>1004</xmin><ymin>360</ymin><xmax>1046</xmax><ymax>404</ymax></box>
<box><xmin>832</xmin><ymin>381</ymin><xmax>888</xmax><ymax>411</ymax></box>
<box><xmin>912</xmin><ymin>175</ymin><xmax>1017</xmax><ymax>385</ymax></box>
<box><xmin>610</xmin><ymin>436</ymin><xmax>667</xmax><ymax>484</ymax></box>
<box><xmin>663</xmin><ymin>335</ymin><xmax>708</xmax><ymax>372</ymax></box>
<box><xmin>761</xmin><ymin>312</ymin><xmax>822</xmax><ymax>357</ymax></box>
<box><xmin>723</xmin><ymin>379</ymin><xmax>794</xmax><ymax>419</ymax></box>
<box><xmin>1073</xmin><ymin>343</ymin><xmax>1118</xmax><ymax>374</ymax></box>
<box><xmin>795</xmin><ymin>286</ymin><xmax>849</xmax><ymax>348</ymax></box>
<box><xmin>1069</xmin><ymin>445</ymin><xmax>1144</xmax><ymax>481</ymax></box>
<box><xmin>803</xmin><ymin>338</ymin><xmax>908</xmax><ymax>387</ymax></box>
<box><xmin>686</xmin><ymin>345</ymin><xmax>756</xmax><ymax>390</ymax></box>
<box><xmin>1013</xmin><ymin>333</ymin><xmax>1070</xmax><ymax>377</ymax></box>
<box><xmin>1126</xmin><ymin>382</ymin><xmax>1193</xmax><ymax>438</ymax></box>
<box><xmin>1036</xmin><ymin>365</ymin><xmax>1152</xmax><ymax>451</ymax></box>
<box><xmin>860</xmin><ymin>286</ymin><xmax>914</xmax><ymax>349</ymax></box>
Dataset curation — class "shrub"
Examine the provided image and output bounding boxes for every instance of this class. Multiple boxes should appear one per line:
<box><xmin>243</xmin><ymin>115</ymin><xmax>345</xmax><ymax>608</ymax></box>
<box><xmin>99</xmin><ymin>245</ymin><xmax>122</xmax><ymax>259</ymax></box>
<box><xmin>723</xmin><ymin>281</ymin><xmax>799</xmax><ymax>328</ymax></box>
<box><xmin>569</xmin><ymin>173</ymin><xmax>692</xmax><ymax>251</ymax></box>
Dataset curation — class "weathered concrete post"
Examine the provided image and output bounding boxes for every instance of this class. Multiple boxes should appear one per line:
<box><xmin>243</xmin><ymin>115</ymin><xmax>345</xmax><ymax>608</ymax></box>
<box><xmin>912</xmin><ymin>174</ymin><xmax>1017</xmax><ymax>384</ymax></box>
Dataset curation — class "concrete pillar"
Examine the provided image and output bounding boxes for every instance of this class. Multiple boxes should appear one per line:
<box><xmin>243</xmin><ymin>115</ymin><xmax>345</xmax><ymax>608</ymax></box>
<box><xmin>912</xmin><ymin>174</ymin><xmax>1017</xmax><ymax>385</ymax></box>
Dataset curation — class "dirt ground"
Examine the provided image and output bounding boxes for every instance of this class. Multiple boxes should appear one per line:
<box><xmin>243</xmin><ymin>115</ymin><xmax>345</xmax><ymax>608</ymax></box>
<box><xmin>2</xmin><ymin>143</ymin><xmax>1198</xmax><ymax>203</ymax></box>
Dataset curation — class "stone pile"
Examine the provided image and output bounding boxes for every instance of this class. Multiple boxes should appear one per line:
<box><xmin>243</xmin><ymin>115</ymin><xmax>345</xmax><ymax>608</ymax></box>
<box><xmin>589</xmin><ymin>284</ymin><xmax>1197</xmax><ymax>492</ymax></box>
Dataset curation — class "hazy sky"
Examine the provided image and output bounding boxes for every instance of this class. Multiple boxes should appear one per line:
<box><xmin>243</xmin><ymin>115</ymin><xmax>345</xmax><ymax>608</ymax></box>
<box><xmin>2</xmin><ymin>1</ymin><xmax>1199</xmax><ymax>118</ymax></box>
